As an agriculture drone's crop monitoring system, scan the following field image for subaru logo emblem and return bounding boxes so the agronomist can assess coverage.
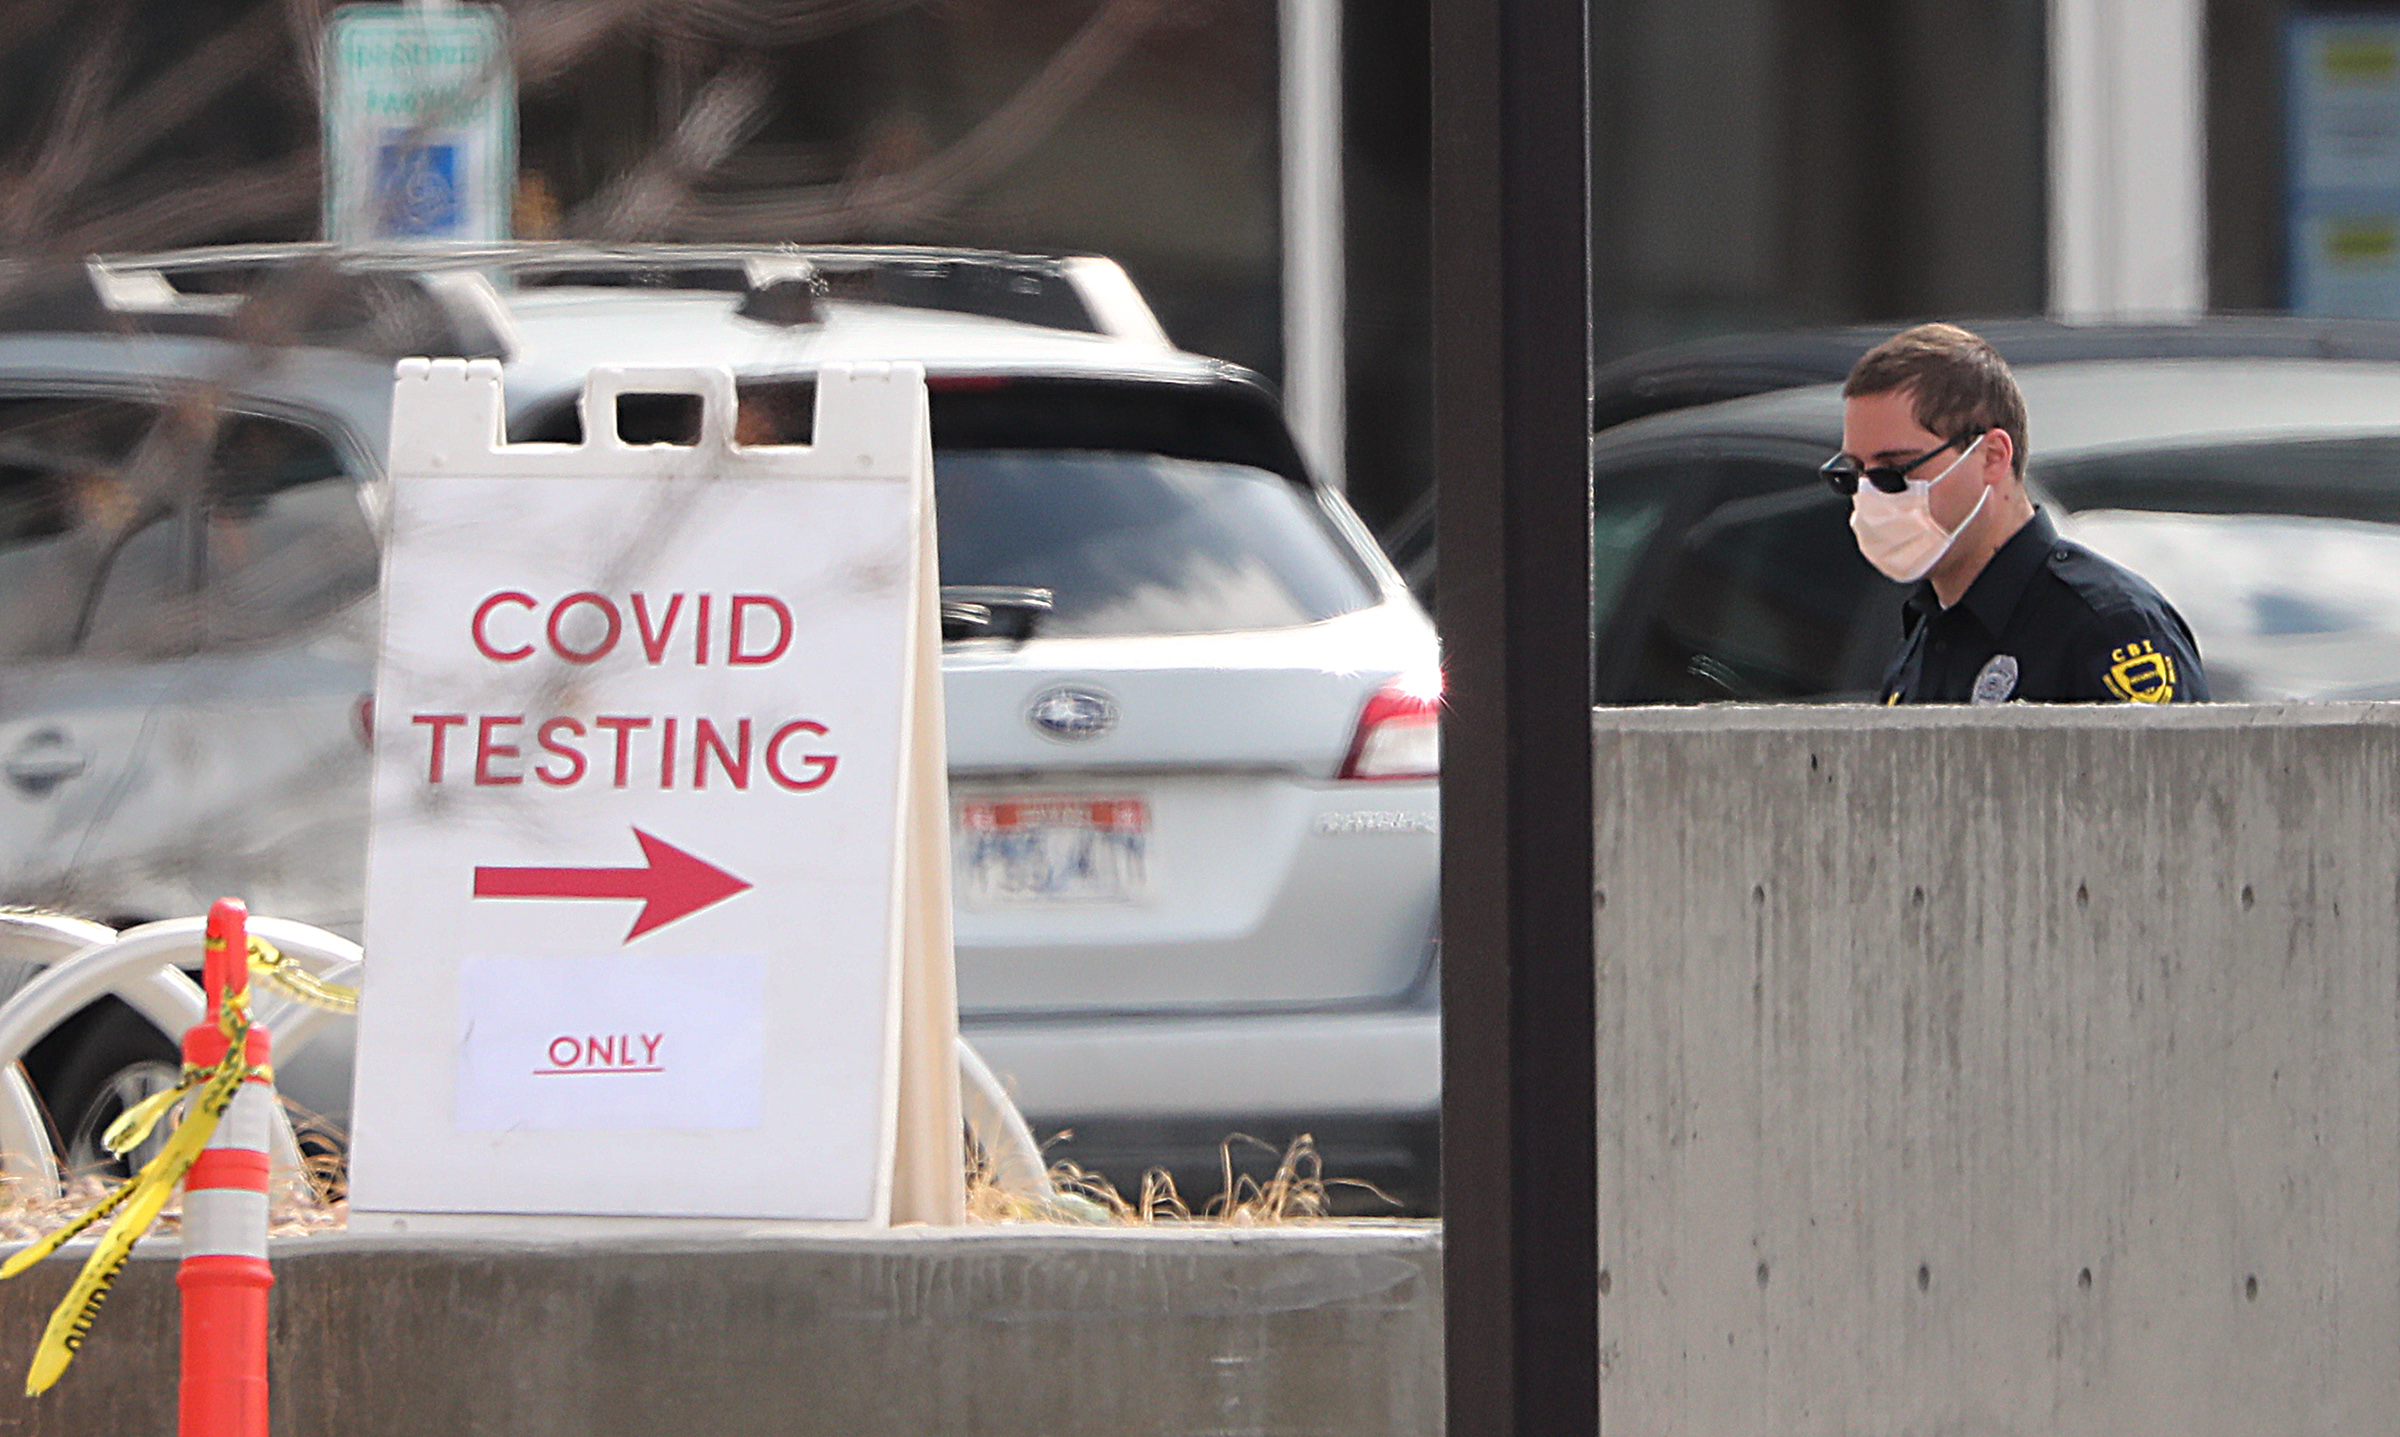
[1027,685,1117,741]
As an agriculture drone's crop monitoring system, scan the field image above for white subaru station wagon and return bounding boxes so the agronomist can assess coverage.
[0,245,1441,1206]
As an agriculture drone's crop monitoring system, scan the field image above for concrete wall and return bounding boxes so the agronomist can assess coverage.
[1594,702,2400,1436]
[0,1225,1441,1435]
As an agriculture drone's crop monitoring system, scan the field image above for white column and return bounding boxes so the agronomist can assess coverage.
[2049,0,2206,319]
[1280,0,1346,490]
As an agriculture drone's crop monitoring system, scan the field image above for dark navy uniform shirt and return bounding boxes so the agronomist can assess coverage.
[1880,509,2209,704]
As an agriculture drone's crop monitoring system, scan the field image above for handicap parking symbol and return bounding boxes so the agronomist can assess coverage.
[375,137,462,237]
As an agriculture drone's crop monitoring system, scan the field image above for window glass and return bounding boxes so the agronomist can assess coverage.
[0,398,373,660]
[1597,453,1899,702]
[2042,436,2400,700]
[0,398,186,659]
[1590,485,1672,638]
[199,415,377,647]
[932,450,1375,636]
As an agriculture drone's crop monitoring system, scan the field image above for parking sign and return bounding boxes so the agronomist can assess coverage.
[349,360,960,1226]
[322,4,514,244]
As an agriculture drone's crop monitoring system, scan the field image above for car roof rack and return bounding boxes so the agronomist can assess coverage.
[60,242,1172,354]
[0,250,513,361]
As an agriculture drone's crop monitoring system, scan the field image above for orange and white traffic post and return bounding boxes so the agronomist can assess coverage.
[177,898,273,1437]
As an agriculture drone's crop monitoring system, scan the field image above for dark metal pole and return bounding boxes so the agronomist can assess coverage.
[1432,0,1595,1429]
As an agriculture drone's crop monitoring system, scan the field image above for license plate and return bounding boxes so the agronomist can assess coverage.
[955,795,1150,905]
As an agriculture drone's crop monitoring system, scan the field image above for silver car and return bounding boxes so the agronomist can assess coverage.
[0,245,1441,1205]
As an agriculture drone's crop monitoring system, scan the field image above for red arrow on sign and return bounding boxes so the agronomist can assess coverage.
[472,829,752,941]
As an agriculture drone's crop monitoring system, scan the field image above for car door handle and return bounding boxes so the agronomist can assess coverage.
[4,731,90,796]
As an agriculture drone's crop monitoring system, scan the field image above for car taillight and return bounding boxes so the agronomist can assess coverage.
[1339,670,1442,780]
[354,695,375,751]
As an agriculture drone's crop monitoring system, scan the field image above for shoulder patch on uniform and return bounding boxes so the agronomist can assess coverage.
[2101,637,2177,703]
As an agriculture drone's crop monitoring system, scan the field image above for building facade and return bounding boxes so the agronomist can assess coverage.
[1,0,2384,528]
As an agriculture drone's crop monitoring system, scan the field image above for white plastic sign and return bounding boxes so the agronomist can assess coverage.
[350,359,957,1225]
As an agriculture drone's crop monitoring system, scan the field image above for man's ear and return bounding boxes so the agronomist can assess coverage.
[1982,428,2017,482]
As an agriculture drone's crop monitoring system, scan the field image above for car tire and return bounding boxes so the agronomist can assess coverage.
[41,1004,183,1180]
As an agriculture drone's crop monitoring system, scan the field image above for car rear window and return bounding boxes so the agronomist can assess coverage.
[516,375,1312,483]
[935,450,1375,636]
[513,375,1372,637]
[2041,436,2400,700]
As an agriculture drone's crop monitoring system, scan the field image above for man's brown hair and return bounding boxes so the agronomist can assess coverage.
[1843,323,2029,478]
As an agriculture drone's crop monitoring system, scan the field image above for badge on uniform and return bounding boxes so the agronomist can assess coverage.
[2103,639,2176,703]
[1970,654,2019,705]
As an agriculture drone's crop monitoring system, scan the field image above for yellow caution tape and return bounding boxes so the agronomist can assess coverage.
[98,1073,201,1159]
[1,987,256,1395]
[93,935,330,1156]
[246,936,357,1015]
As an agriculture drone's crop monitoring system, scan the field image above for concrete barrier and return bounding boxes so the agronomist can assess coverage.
[0,1225,1441,1435]
[1594,702,2400,1436]
[13,703,2392,1436]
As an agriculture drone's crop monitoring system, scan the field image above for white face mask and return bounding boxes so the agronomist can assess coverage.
[1848,434,1991,583]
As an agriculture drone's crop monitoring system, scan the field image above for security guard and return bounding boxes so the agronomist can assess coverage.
[1826,323,2208,705]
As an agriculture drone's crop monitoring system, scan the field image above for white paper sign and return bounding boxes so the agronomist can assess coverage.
[453,951,766,1132]
[350,359,942,1224]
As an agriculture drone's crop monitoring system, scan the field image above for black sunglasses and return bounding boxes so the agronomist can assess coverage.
[1821,430,1986,496]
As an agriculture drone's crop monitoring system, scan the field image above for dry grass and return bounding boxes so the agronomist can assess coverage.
[0,1097,351,1244]
[0,1113,1391,1238]
[968,1132,1401,1226]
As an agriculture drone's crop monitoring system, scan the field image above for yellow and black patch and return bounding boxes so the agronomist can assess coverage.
[2103,639,2177,703]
